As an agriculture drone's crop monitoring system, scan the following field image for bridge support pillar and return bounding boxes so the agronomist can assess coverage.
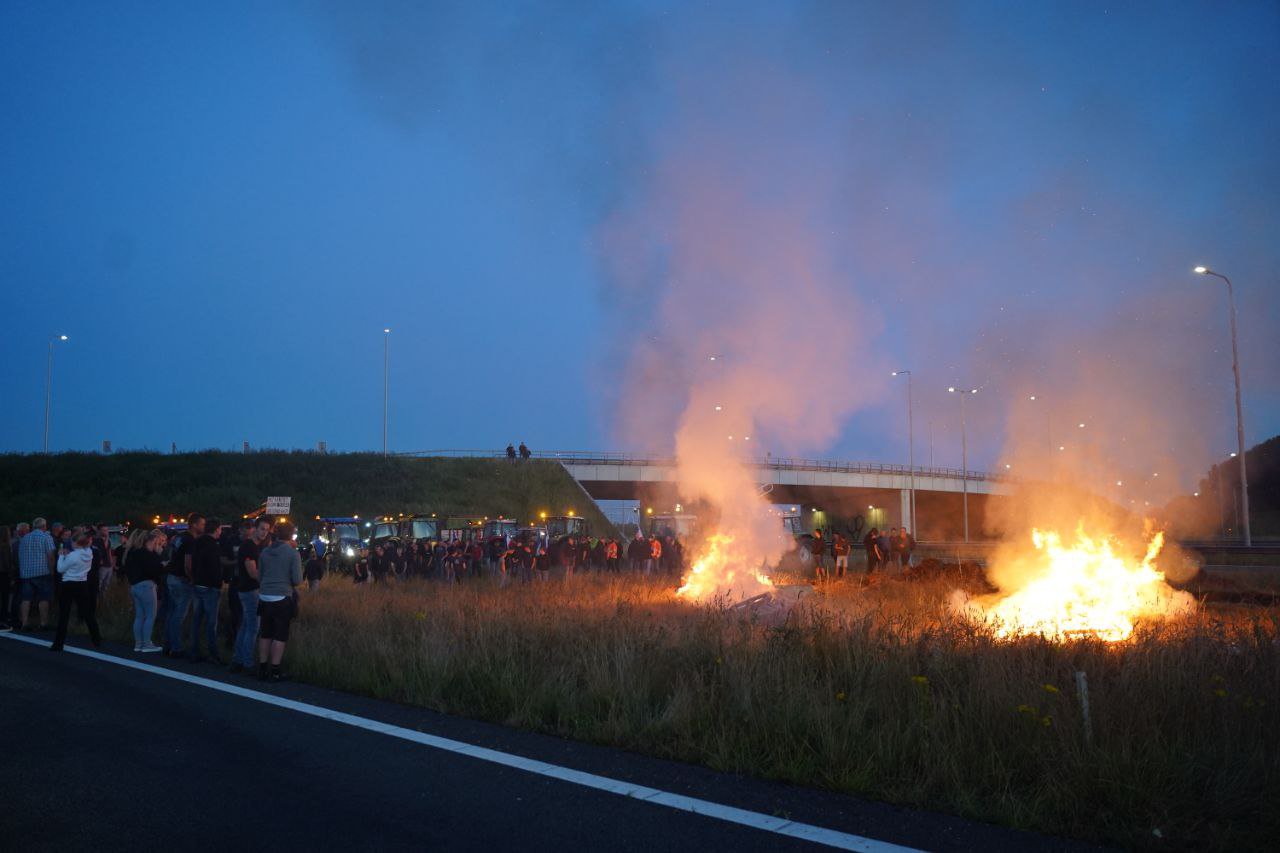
[899,489,914,533]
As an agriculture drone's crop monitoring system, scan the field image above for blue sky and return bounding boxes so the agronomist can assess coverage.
[3,1,1277,493]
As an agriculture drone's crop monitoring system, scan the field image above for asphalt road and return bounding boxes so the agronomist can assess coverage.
[0,634,1097,852]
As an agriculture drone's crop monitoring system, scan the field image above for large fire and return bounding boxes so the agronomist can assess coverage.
[676,532,774,602]
[957,526,1194,642]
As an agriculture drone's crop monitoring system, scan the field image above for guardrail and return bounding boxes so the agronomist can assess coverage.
[396,448,1010,483]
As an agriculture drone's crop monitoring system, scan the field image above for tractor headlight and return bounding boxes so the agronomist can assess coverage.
[343,546,355,558]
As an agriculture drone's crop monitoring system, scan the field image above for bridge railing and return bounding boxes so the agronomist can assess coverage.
[396,448,1009,483]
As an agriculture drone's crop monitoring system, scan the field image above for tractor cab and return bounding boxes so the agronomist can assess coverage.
[482,517,519,544]
[400,515,440,544]
[647,513,697,539]
[369,516,402,550]
[314,516,364,573]
[544,515,588,541]
[441,516,486,544]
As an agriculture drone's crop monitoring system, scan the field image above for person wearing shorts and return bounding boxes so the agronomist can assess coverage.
[256,522,301,682]
[17,518,57,630]
[833,533,850,579]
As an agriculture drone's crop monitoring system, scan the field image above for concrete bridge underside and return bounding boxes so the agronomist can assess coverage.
[565,462,1011,541]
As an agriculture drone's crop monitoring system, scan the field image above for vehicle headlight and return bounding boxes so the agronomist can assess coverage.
[344,547,355,558]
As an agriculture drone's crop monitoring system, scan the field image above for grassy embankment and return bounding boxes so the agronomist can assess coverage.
[85,574,1278,852]
[0,451,614,536]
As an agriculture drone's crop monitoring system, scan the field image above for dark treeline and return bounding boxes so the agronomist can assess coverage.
[0,452,615,534]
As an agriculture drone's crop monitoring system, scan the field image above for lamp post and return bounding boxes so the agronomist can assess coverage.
[891,371,916,532]
[948,385,979,543]
[382,328,391,458]
[1027,394,1053,468]
[1194,266,1251,546]
[43,334,68,454]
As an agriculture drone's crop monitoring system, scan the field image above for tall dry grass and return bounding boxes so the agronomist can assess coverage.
[91,575,1277,850]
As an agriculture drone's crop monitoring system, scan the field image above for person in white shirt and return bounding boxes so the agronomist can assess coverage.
[51,527,102,652]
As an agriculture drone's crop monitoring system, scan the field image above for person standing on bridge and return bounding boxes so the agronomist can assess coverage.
[518,441,531,461]
[257,522,301,682]
[506,443,516,462]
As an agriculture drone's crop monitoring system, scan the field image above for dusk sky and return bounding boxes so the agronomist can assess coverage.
[3,1,1277,494]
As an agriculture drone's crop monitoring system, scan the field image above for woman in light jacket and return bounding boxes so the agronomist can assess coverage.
[51,527,102,652]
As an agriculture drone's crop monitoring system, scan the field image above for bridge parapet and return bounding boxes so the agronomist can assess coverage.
[398,448,1013,491]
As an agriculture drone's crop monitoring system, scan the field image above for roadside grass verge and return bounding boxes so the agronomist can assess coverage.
[87,576,1278,851]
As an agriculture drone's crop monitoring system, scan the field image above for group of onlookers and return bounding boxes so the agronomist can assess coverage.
[1,514,302,681]
[352,532,682,585]
[807,526,916,581]
[1,518,116,649]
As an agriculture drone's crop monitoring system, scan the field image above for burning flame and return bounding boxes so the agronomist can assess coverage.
[958,526,1193,642]
[676,533,774,602]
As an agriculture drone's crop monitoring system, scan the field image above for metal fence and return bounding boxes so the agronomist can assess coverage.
[396,448,1009,483]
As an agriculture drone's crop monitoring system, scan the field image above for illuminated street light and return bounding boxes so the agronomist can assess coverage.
[382,328,391,458]
[948,383,982,543]
[43,334,69,453]
[891,370,917,532]
[1195,265,1251,545]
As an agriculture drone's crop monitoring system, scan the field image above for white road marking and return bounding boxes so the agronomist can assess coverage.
[2,632,923,852]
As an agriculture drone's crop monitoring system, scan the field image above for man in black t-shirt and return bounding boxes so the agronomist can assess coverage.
[304,553,324,591]
[163,514,202,657]
[230,518,267,673]
[188,518,225,663]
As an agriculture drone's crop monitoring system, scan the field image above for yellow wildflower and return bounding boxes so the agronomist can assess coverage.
[835,691,846,702]
[1042,683,1059,694]
[911,675,929,686]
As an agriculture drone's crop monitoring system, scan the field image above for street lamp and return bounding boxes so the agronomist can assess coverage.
[382,328,391,458]
[891,371,916,532]
[948,385,980,543]
[1026,394,1053,466]
[43,334,69,453]
[1194,266,1251,545]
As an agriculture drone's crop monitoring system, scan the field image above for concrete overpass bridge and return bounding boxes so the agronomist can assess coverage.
[400,450,1016,540]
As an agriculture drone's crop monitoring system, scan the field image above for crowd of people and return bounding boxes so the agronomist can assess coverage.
[806,526,916,581]
[0,514,302,681]
[0,511,919,670]
[353,530,684,585]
